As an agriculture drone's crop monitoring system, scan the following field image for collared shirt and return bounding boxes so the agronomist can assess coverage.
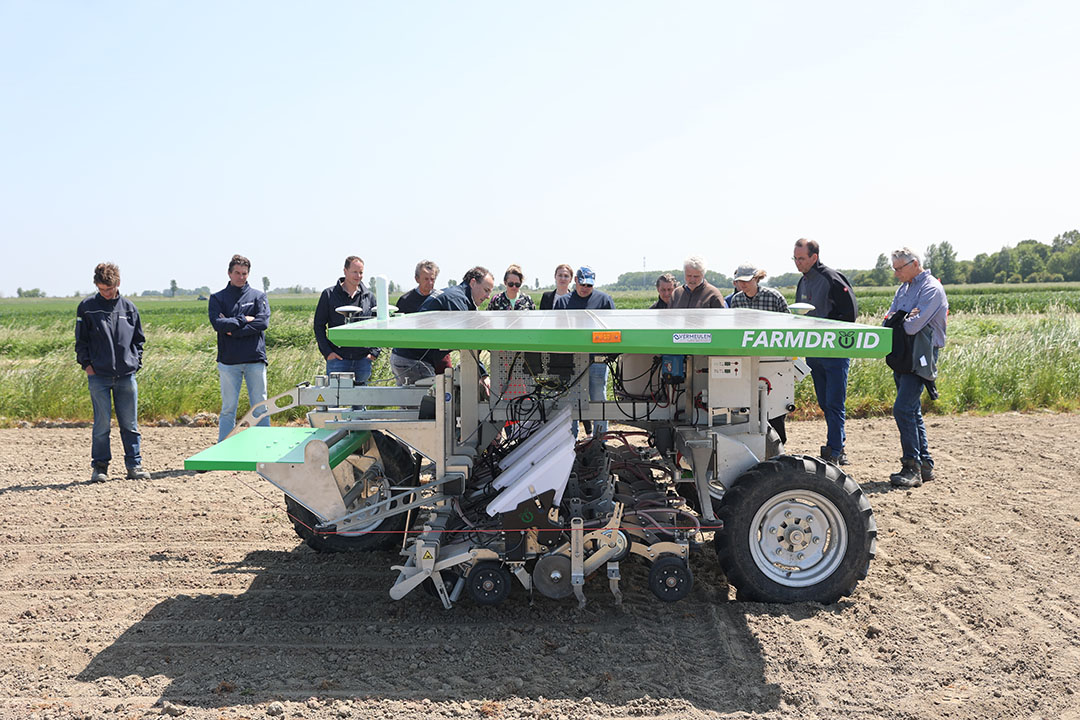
[887,269,948,347]
[728,286,789,314]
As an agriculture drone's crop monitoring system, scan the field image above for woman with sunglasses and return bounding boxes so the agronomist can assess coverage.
[487,264,536,311]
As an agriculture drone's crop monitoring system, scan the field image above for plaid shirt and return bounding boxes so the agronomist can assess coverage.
[728,286,789,313]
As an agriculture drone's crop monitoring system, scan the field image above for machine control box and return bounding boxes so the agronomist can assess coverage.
[707,357,751,409]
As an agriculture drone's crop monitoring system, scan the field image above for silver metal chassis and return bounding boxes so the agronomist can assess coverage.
[235,350,807,606]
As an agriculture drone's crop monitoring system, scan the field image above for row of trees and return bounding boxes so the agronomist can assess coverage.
[848,230,1080,286]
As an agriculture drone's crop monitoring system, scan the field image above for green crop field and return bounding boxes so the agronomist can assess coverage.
[1,283,1078,425]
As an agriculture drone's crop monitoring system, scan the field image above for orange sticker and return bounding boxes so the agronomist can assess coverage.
[592,331,622,344]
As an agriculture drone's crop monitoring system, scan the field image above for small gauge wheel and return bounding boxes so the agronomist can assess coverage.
[648,555,694,602]
[422,569,462,599]
[466,561,512,606]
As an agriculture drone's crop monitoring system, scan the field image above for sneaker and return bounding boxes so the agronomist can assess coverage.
[921,465,936,482]
[126,466,151,480]
[90,467,109,483]
[890,459,922,488]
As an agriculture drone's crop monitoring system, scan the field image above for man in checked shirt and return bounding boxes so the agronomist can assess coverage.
[727,262,791,444]
[727,263,790,313]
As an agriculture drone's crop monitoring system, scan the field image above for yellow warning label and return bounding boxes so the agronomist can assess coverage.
[422,550,433,560]
[316,394,324,402]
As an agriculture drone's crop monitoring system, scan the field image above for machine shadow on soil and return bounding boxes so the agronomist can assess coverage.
[75,547,794,714]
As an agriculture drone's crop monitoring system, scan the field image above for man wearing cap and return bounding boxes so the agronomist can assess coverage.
[554,267,616,437]
[669,256,727,309]
[649,273,678,309]
[728,262,791,444]
[793,238,858,465]
[728,263,789,313]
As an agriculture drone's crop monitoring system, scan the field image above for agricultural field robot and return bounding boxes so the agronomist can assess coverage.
[187,307,889,609]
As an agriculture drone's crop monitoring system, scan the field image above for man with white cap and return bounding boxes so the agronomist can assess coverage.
[728,263,789,313]
[554,266,615,437]
[728,262,791,444]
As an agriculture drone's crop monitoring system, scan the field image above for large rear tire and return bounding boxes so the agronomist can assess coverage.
[286,431,419,553]
[714,455,876,603]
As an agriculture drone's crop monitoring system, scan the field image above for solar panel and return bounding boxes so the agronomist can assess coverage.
[328,308,889,358]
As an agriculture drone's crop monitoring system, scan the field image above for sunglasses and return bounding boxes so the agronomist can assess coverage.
[505,281,521,288]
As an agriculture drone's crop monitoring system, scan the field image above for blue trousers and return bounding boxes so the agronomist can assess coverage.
[327,356,373,384]
[572,363,609,438]
[88,373,142,469]
[806,357,849,455]
[218,362,268,442]
[893,348,938,467]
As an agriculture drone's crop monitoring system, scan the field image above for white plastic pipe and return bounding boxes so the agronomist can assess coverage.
[375,275,389,321]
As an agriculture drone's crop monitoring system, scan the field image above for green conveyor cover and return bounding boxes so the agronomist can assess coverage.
[328,308,890,359]
[184,427,369,472]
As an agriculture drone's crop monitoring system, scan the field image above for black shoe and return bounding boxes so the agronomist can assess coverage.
[820,445,849,466]
[921,465,936,482]
[890,459,923,488]
[90,467,109,483]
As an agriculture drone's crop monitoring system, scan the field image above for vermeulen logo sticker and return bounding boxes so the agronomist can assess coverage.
[673,333,712,343]
[740,329,880,350]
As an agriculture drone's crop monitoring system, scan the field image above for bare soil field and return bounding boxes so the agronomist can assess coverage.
[2,413,1079,720]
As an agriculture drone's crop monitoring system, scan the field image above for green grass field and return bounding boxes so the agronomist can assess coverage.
[1,284,1078,424]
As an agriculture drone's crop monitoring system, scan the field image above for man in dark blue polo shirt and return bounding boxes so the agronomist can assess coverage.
[554,267,615,437]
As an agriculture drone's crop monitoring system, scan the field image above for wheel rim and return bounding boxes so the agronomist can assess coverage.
[748,489,848,588]
[339,476,396,534]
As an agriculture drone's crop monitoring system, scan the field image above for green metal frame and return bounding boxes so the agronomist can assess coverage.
[184,428,370,471]
[328,308,890,359]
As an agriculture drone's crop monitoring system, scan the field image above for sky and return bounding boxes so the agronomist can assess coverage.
[2,0,1078,297]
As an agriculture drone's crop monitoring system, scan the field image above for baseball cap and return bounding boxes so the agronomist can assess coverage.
[733,263,759,282]
[575,266,596,286]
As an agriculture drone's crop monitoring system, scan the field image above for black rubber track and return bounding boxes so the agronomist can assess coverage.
[714,454,877,603]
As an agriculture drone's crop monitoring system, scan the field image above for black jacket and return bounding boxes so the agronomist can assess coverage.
[75,293,144,376]
[314,279,380,360]
[209,283,270,365]
[395,283,479,367]
[796,261,858,322]
[885,311,939,399]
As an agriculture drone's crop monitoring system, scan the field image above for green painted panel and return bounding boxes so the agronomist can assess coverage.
[184,427,369,471]
[328,309,890,358]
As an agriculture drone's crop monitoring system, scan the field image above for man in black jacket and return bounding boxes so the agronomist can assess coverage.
[209,254,271,442]
[794,238,859,465]
[314,256,380,383]
[390,266,494,386]
[75,262,150,482]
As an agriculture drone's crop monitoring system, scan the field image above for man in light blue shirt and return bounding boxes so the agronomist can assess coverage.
[884,247,948,488]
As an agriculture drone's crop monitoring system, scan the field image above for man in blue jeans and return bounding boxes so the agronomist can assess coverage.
[314,255,379,383]
[75,262,150,482]
[209,254,271,442]
[885,248,948,488]
[794,238,858,465]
